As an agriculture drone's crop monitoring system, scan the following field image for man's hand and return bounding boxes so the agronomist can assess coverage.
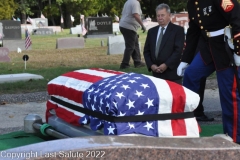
[158,63,167,73]
[177,62,189,76]
[151,64,167,73]
[142,26,146,33]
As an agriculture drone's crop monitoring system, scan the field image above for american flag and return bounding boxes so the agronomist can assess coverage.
[47,68,200,137]
[82,25,87,36]
[25,29,32,50]
[61,15,64,23]
[70,15,75,22]
[41,12,45,19]
[27,16,33,24]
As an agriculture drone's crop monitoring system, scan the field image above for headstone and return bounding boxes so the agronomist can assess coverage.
[3,40,30,51]
[107,35,141,55]
[32,28,54,35]
[0,47,10,62]
[32,18,48,27]
[0,73,44,84]
[56,37,85,49]
[86,17,113,38]
[112,23,120,33]
[0,20,21,40]
[70,25,82,34]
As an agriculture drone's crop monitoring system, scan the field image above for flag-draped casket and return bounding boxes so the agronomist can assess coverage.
[46,68,200,137]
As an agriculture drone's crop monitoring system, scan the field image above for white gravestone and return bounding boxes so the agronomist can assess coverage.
[107,35,141,55]
[70,25,82,34]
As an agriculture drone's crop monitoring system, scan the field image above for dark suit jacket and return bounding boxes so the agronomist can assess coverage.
[144,22,184,81]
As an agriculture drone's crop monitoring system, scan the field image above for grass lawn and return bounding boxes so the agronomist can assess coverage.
[0,29,216,94]
[0,29,150,94]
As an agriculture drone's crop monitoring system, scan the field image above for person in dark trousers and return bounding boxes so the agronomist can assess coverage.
[119,0,146,69]
[177,0,240,143]
[144,3,184,85]
[194,78,214,121]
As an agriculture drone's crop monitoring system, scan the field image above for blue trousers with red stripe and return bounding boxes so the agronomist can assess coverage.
[183,53,240,143]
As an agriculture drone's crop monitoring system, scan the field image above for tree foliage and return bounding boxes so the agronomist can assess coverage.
[1,0,239,27]
[0,0,18,20]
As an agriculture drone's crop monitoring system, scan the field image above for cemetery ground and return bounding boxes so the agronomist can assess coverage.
[0,29,217,95]
[0,29,149,95]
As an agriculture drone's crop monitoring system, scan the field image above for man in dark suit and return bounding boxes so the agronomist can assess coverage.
[144,3,184,85]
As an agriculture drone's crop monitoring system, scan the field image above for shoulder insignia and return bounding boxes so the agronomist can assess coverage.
[221,0,234,12]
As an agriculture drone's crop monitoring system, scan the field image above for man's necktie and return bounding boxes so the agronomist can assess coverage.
[155,27,165,58]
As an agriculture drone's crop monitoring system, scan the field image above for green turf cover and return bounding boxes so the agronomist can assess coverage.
[0,124,223,150]
[200,124,223,137]
[0,131,47,151]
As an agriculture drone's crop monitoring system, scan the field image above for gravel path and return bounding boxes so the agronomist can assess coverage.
[0,78,218,104]
[0,91,49,104]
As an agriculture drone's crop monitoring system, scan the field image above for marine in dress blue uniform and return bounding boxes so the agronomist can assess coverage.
[178,0,240,143]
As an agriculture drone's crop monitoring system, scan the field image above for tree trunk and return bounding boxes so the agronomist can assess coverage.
[21,13,26,24]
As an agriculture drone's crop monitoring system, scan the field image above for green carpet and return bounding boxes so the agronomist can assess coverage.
[0,124,223,151]
[0,131,55,151]
[200,124,223,137]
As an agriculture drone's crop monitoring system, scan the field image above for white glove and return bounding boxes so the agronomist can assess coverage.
[177,62,189,76]
[234,54,240,66]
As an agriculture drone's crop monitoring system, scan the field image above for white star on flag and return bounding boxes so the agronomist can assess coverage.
[126,99,135,109]
[128,80,137,83]
[91,104,96,111]
[145,98,154,108]
[107,126,115,135]
[88,87,94,92]
[82,118,88,124]
[87,94,91,102]
[118,111,126,117]
[121,84,130,90]
[144,122,154,131]
[140,83,150,89]
[128,123,135,129]
[135,90,144,97]
[116,92,125,99]
[113,101,118,108]
[136,110,144,115]
[94,95,97,102]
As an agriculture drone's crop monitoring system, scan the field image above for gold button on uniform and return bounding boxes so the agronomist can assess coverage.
[199,20,202,23]
[201,26,204,29]
[195,2,198,5]
[198,14,200,17]
[192,17,194,20]
[237,40,240,43]
[197,8,199,10]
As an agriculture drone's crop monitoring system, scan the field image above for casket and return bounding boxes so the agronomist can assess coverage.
[46,68,200,137]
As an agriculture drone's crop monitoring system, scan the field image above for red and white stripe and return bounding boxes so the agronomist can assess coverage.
[25,30,32,50]
[143,75,200,137]
[46,68,124,123]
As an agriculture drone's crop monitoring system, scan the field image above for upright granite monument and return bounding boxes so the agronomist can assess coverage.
[86,17,113,38]
[0,20,21,40]
[0,20,27,51]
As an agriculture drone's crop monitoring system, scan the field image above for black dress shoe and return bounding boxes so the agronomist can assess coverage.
[195,115,214,121]
[134,62,145,68]
[119,65,130,69]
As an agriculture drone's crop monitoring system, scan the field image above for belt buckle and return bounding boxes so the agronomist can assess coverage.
[206,32,211,37]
